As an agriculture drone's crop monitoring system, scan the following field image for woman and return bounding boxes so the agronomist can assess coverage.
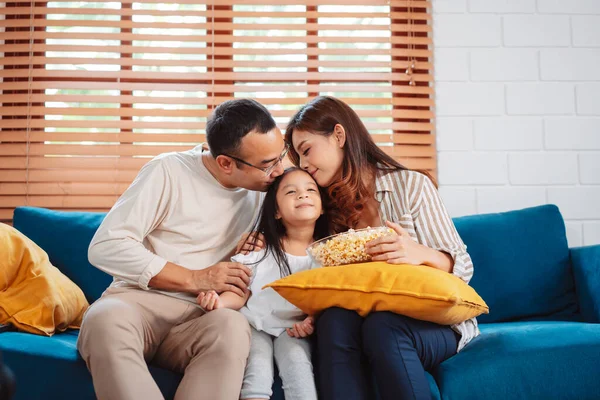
[284,96,478,400]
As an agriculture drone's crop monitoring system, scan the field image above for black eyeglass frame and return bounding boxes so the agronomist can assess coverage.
[222,144,290,176]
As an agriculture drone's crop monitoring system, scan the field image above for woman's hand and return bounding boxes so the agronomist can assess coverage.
[365,220,429,265]
[197,290,223,311]
[287,316,315,338]
[236,232,266,255]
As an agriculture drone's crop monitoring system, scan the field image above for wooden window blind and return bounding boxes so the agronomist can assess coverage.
[0,0,434,224]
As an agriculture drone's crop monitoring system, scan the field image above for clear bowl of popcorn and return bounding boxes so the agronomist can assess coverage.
[307,226,396,267]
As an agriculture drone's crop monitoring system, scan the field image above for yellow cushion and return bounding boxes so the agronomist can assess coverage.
[0,223,89,336]
[264,261,488,325]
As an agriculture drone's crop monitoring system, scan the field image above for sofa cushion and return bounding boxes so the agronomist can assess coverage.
[0,331,180,400]
[0,224,89,336]
[265,261,488,325]
[453,205,578,323]
[13,207,111,303]
[433,321,600,400]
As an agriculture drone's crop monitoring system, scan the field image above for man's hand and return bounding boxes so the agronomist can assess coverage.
[287,316,315,338]
[236,232,266,255]
[197,290,223,311]
[191,262,252,297]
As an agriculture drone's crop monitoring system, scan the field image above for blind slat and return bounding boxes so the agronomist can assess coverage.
[0,95,435,109]
[5,107,434,120]
[0,43,433,58]
[0,182,131,196]
[1,120,434,131]
[1,81,434,94]
[1,19,433,33]
[0,132,207,143]
[0,70,434,83]
[0,94,435,107]
[4,31,433,45]
[4,7,432,20]
[1,132,433,145]
[1,57,432,70]
[0,157,148,170]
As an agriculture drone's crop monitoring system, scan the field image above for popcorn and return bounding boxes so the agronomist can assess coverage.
[307,226,396,267]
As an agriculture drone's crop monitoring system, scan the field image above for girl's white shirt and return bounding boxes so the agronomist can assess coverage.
[232,249,317,336]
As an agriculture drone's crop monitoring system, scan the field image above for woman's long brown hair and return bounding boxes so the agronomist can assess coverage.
[285,96,434,234]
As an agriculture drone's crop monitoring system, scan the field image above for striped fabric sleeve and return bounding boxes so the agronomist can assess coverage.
[412,174,474,283]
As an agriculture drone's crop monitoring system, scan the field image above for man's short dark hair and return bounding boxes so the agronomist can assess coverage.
[206,98,277,158]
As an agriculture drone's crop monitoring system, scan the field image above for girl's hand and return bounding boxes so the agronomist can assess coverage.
[287,316,315,338]
[196,290,223,311]
[236,232,266,255]
[365,220,429,265]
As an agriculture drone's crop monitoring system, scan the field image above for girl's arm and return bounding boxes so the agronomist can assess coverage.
[197,289,250,311]
[219,290,251,310]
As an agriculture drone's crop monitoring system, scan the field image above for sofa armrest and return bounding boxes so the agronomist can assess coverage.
[571,244,600,323]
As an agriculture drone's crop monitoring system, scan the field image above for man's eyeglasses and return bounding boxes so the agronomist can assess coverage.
[223,144,289,177]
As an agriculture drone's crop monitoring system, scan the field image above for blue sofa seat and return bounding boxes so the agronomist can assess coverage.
[0,331,180,399]
[1,204,599,400]
[434,321,600,400]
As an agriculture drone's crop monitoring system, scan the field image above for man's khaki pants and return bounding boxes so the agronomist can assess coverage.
[77,286,251,400]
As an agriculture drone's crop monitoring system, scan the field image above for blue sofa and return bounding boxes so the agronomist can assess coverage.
[1,204,599,400]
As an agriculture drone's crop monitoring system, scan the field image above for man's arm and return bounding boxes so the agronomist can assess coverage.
[150,261,251,297]
[89,158,252,295]
[88,159,174,290]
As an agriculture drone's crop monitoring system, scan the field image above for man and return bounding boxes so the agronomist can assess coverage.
[78,99,287,400]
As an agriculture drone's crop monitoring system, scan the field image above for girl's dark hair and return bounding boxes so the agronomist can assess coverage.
[285,96,435,233]
[249,167,330,278]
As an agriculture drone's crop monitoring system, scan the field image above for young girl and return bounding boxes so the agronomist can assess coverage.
[196,167,328,400]
[284,96,477,400]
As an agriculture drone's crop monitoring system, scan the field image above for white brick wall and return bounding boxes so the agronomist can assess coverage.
[436,118,473,151]
[474,118,543,150]
[508,153,578,185]
[506,84,575,115]
[572,16,600,47]
[433,0,600,246]
[541,49,600,81]
[584,222,600,246]
[477,187,546,214]
[436,83,504,116]
[580,153,600,184]
[471,49,538,81]
[469,0,536,14]
[577,84,600,115]
[537,0,600,14]
[438,152,508,185]
[503,15,571,47]
[433,15,502,47]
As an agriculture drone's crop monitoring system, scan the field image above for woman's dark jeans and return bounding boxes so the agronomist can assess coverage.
[316,307,459,400]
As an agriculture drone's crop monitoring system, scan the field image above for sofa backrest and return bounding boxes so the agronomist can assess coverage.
[13,207,111,304]
[13,205,580,324]
[453,205,578,324]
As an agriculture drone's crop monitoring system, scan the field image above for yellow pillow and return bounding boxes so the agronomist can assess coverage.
[264,261,488,325]
[0,223,89,336]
